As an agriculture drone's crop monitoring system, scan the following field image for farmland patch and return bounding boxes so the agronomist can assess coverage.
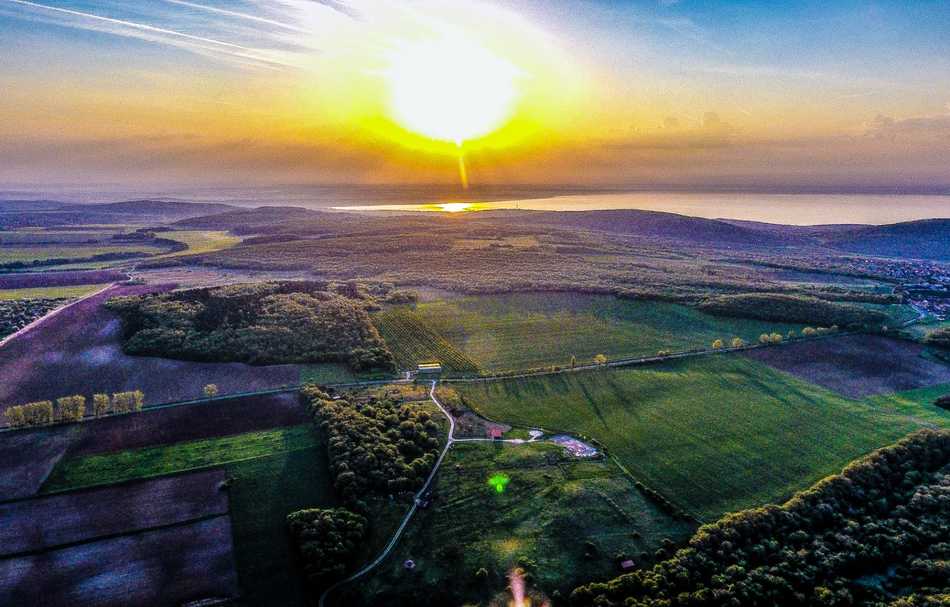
[2,469,228,555]
[0,469,238,607]
[744,334,950,398]
[0,516,239,607]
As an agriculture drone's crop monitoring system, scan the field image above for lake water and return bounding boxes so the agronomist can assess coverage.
[333,192,950,226]
[5,186,950,226]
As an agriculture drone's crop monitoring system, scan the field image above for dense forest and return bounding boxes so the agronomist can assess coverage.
[106,281,396,371]
[301,385,441,511]
[287,508,368,587]
[571,429,950,607]
[698,293,890,328]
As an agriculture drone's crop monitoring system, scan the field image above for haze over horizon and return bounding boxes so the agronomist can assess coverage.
[2,0,950,192]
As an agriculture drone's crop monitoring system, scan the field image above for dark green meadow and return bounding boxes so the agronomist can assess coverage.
[346,441,695,606]
[455,355,937,521]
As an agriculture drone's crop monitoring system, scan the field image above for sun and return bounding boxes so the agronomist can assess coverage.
[383,35,521,145]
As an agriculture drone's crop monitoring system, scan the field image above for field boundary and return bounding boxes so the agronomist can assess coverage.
[0,282,117,350]
[0,330,861,434]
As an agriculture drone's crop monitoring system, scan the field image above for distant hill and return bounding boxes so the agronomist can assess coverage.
[824,218,950,260]
[508,209,791,246]
[0,200,70,212]
[175,206,331,234]
[89,199,236,218]
[0,199,237,228]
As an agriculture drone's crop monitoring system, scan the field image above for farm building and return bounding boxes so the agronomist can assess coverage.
[416,362,442,375]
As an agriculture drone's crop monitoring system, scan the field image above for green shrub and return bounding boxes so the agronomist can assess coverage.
[286,507,367,587]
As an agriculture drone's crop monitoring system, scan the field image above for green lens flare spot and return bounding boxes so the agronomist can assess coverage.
[488,473,510,493]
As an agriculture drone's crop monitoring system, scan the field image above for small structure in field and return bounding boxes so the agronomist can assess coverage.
[404,559,416,570]
[620,559,636,570]
[416,362,442,375]
[487,427,503,440]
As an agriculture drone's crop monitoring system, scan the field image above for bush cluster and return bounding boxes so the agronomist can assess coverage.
[302,385,441,512]
[286,507,367,587]
[571,429,950,607]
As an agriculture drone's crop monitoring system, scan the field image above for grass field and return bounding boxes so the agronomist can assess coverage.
[375,293,807,373]
[864,382,950,426]
[159,230,241,256]
[0,283,110,301]
[40,423,336,607]
[455,356,930,520]
[42,424,317,491]
[348,441,695,606]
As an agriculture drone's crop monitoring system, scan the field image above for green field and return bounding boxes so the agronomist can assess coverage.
[375,293,807,374]
[455,356,929,520]
[864,382,950,426]
[348,442,695,605]
[0,243,166,264]
[0,283,110,301]
[159,230,241,256]
[42,425,319,491]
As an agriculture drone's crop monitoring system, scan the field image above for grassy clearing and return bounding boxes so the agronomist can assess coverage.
[348,441,694,606]
[42,425,317,492]
[379,293,806,373]
[863,382,950,426]
[159,230,241,257]
[0,283,110,301]
[456,356,925,521]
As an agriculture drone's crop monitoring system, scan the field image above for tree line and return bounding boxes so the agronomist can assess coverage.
[571,429,950,607]
[698,293,889,328]
[5,390,144,427]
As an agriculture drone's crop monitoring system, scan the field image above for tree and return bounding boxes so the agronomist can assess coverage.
[93,393,110,417]
[711,339,724,349]
[593,353,608,365]
[759,333,771,345]
[570,354,577,369]
[56,395,86,423]
[731,337,745,348]
[203,384,219,399]
[787,330,796,339]
[769,332,783,344]
[802,327,817,337]
[287,507,368,586]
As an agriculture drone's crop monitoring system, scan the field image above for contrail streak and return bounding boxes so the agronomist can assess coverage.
[8,0,256,51]
[162,0,310,34]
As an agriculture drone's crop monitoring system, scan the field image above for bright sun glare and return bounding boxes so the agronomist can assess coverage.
[383,36,521,145]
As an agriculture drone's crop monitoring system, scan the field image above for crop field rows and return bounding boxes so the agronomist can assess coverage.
[376,292,808,374]
[373,307,480,373]
[456,355,938,521]
[0,469,239,607]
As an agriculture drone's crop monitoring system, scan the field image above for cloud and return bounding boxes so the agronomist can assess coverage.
[864,112,950,145]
